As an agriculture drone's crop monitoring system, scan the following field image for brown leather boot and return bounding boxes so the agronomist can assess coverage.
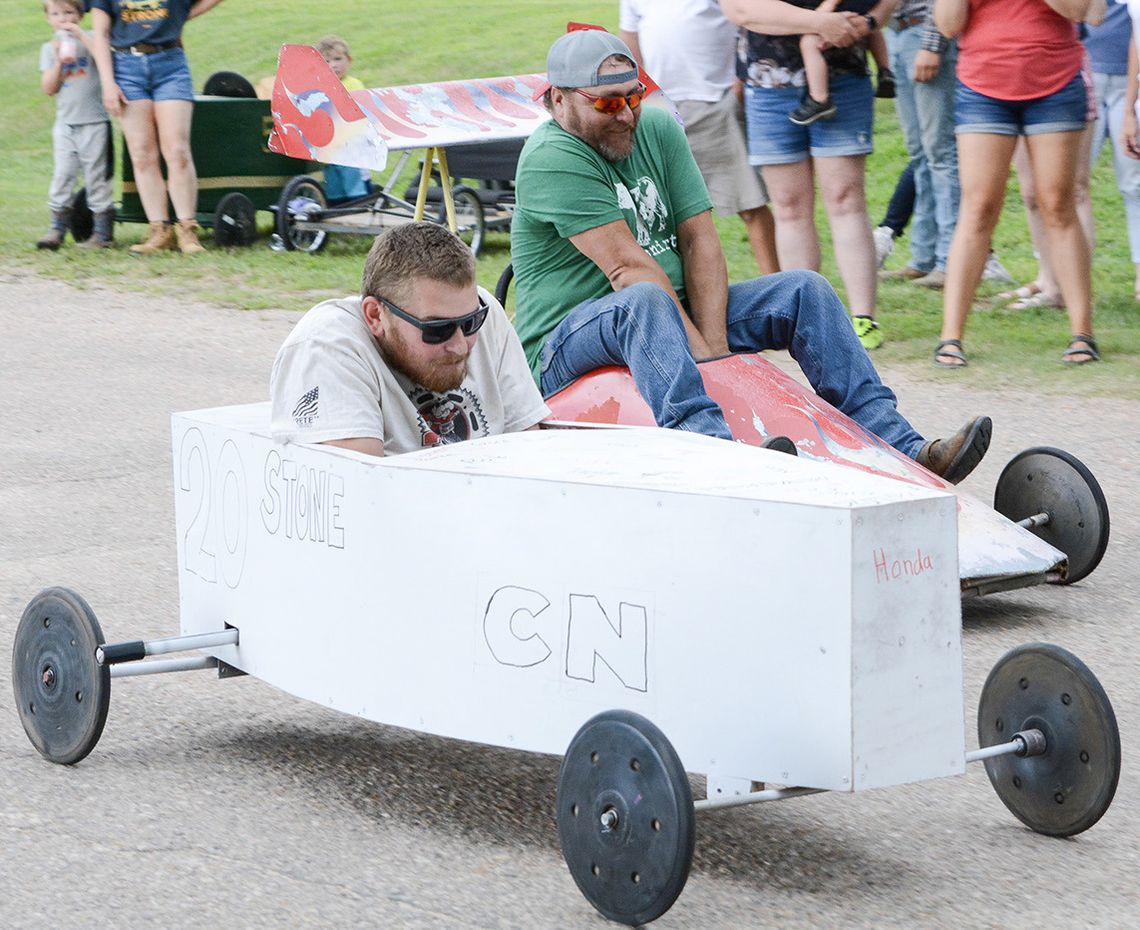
[916,416,993,485]
[174,219,206,255]
[130,222,176,255]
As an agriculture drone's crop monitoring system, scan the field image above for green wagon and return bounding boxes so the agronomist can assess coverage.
[72,79,309,247]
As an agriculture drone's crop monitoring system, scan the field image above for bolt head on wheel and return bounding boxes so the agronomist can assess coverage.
[978,643,1119,837]
[12,587,110,765]
[557,709,694,926]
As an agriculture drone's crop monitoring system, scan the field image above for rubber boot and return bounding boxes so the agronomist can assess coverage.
[130,221,176,255]
[174,218,206,255]
[78,209,116,249]
[36,209,71,250]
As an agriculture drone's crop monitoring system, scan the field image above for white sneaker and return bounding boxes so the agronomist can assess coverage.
[873,225,895,269]
[982,252,1014,284]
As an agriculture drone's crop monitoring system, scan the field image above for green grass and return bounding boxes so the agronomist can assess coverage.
[3,2,1138,396]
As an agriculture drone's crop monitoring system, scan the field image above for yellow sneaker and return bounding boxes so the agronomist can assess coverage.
[852,315,884,350]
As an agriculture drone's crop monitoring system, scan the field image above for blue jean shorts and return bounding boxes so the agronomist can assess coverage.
[745,74,874,165]
[113,47,194,103]
[954,73,1089,136]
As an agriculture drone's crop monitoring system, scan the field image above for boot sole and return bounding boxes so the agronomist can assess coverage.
[940,416,993,485]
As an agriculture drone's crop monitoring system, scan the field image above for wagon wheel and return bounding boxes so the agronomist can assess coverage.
[213,192,257,247]
[12,587,111,765]
[69,187,94,243]
[437,185,485,257]
[978,643,1119,837]
[557,709,695,926]
[275,175,328,253]
[493,262,514,307]
[202,70,256,98]
[993,447,1109,584]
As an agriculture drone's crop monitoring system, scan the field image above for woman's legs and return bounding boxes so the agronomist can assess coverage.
[1024,129,1095,356]
[153,99,197,221]
[1013,124,1094,303]
[119,99,168,223]
[816,154,876,318]
[939,132,1018,361]
[760,160,822,272]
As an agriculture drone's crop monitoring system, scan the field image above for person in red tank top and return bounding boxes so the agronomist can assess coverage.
[933,0,1103,366]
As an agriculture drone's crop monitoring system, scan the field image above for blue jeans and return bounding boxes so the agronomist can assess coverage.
[1091,71,1140,263]
[539,272,926,457]
[745,74,874,165]
[889,27,960,272]
[954,73,1088,136]
[113,48,194,102]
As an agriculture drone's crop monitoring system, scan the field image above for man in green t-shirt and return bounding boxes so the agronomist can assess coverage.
[510,28,992,484]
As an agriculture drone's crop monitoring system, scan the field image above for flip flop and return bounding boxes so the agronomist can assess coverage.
[1062,334,1100,364]
[995,282,1040,302]
[934,338,968,368]
[1008,292,1063,310]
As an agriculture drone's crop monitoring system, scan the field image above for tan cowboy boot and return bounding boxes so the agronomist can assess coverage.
[174,219,206,255]
[130,222,176,255]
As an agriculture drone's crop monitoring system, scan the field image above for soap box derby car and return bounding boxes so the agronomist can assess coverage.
[13,402,1120,926]
[16,23,1117,928]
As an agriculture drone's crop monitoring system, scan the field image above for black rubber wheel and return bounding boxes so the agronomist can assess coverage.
[993,447,1110,584]
[436,184,485,257]
[557,710,695,926]
[214,191,257,247]
[202,70,256,98]
[978,643,1120,837]
[70,187,94,243]
[12,587,111,765]
[275,175,328,253]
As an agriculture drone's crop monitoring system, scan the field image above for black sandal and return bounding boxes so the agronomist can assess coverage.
[934,338,968,368]
[1062,334,1100,364]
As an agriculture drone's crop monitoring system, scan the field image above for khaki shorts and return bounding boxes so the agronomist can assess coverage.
[676,90,769,216]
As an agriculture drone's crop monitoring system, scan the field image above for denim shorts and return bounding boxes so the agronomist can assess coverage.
[113,47,194,103]
[745,74,874,165]
[954,73,1089,136]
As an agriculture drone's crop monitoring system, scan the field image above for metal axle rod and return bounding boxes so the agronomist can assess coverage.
[695,785,825,813]
[697,731,1047,813]
[1016,512,1051,530]
[965,729,1046,764]
[110,656,218,678]
[97,628,239,666]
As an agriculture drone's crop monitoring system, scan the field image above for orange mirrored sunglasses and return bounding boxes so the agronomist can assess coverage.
[573,82,647,115]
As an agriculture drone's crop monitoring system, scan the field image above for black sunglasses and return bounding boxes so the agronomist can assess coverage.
[378,295,489,344]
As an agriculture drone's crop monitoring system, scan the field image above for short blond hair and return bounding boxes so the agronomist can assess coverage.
[316,35,351,59]
[361,223,475,305]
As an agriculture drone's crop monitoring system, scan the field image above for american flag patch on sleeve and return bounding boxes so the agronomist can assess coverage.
[292,386,319,426]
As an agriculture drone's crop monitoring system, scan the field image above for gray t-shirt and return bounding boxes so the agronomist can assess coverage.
[270,288,550,455]
[40,33,108,125]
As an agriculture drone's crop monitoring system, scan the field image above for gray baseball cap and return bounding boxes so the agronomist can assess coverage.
[543,30,638,90]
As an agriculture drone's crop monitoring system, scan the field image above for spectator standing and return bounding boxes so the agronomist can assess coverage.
[37,0,113,250]
[878,0,959,288]
[89,0,224,255]
[619,0,780,275]
[1086,3,1140,297]
[934,0,1100,367]
[724,0,900,351]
